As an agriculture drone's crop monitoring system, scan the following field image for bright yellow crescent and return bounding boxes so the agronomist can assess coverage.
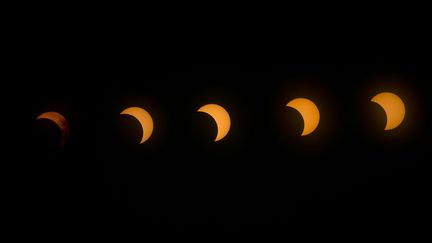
[120,107,154,144]
[36,111,69,146]
[371,92,405,130]
[198,104,231,142]
[286,98,320,136]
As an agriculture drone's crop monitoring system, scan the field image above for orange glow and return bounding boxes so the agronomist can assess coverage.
[371,92,405,130]
[286,98,320,136]
[36,111,69,146]
[198,104,231,142]
[120,107,154,144]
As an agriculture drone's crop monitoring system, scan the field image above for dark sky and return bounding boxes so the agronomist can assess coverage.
[9,52,430,231]
[3,4,432,235]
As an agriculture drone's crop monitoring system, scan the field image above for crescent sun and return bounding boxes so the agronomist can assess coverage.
[371,92,405,130]
[120,107,154,144]
[286,98,320,136]
[36,111,70,146]
[198,104,231,142]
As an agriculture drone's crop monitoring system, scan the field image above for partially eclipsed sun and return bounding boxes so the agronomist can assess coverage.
[120,107,154,144]
[286,98,320,136]
[371,92,405,130]
[198,104,231,142]
[36,111,69,146]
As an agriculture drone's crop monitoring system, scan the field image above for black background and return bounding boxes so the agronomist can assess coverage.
[7,30,431,232]
[14,62,429,232]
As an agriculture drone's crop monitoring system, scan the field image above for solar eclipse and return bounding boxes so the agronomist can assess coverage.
[197,104,231,142]
[34,93,412,145]
[120,107,154,144]
[286,98,320,136]
[23,60,428,230]
[371,92,405,131]
[36,111,69,146]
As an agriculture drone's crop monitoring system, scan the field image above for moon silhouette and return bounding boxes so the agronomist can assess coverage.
[198,104,231,142]
[286,98,320,136]
[36,111,69,146]
[371,92,405,130]
[120,107,154,144]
